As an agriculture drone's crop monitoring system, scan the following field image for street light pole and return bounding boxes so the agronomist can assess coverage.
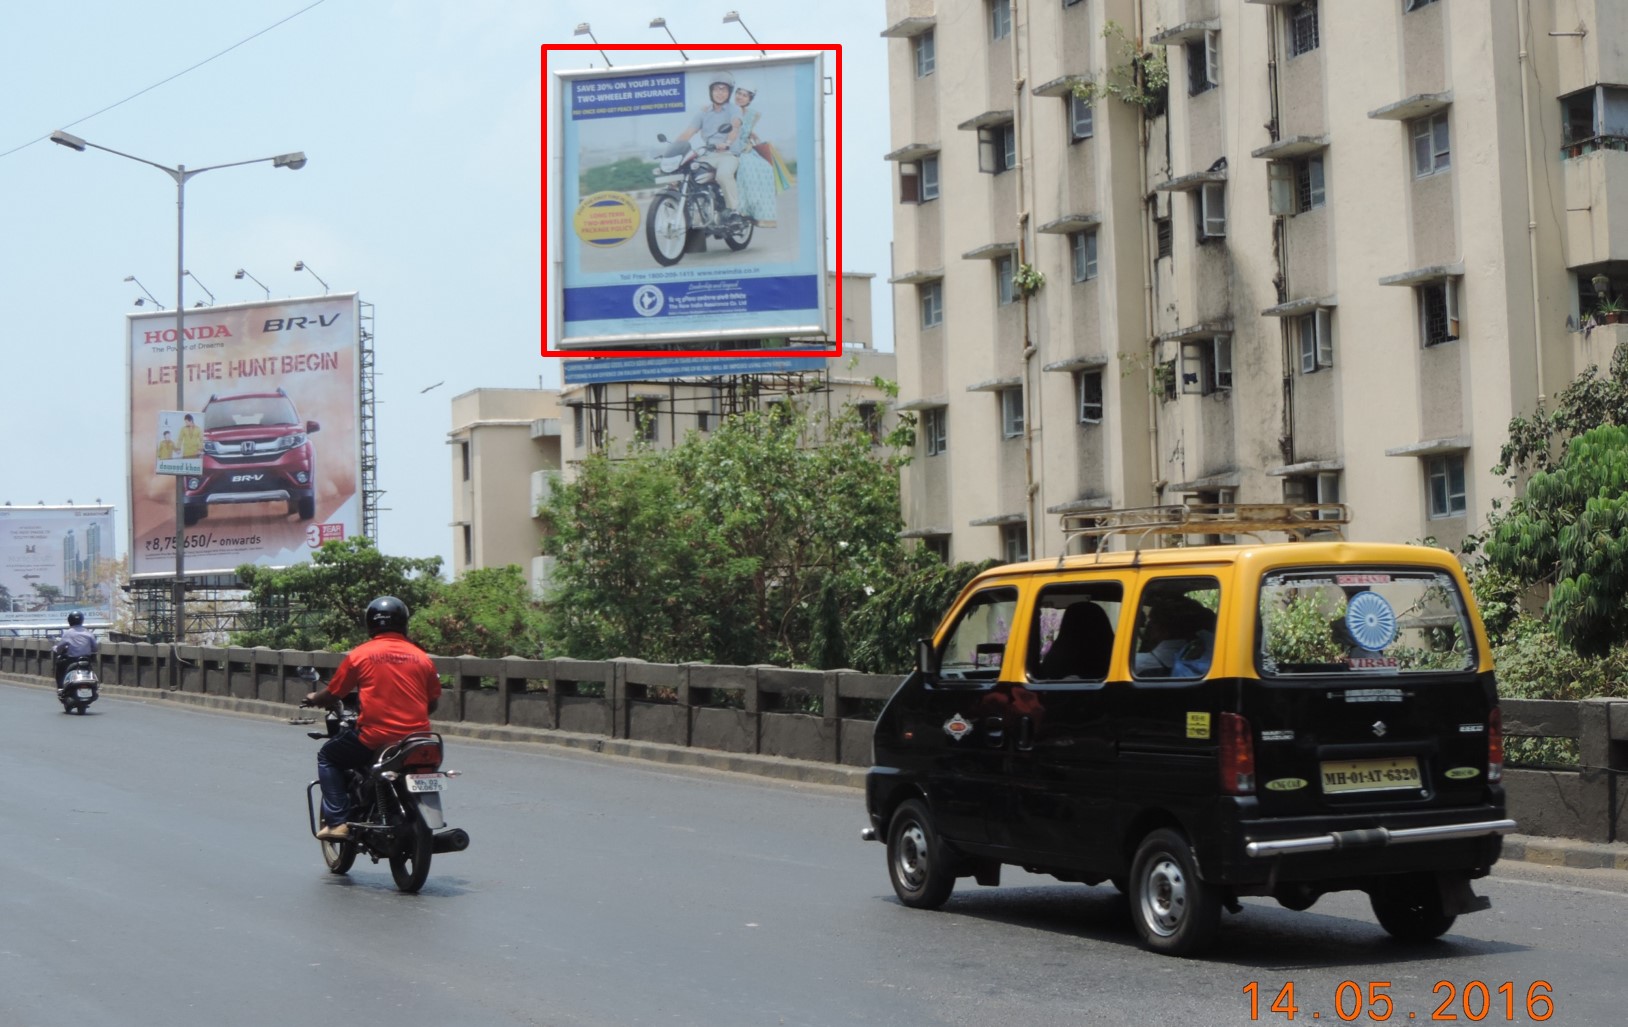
[49,131,306,649]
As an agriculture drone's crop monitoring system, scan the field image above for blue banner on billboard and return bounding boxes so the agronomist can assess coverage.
[563,356,827,385]
[554,54,827,347]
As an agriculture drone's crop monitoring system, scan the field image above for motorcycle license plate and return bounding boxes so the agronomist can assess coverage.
[76,688,94,699]
[406,773,446,793]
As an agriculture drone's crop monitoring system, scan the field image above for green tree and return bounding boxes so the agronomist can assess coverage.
[414,565,549,660]
[1497,342,1628,480]
[843,553,997,675]
[232,536,443,651]
[539,401,912,667]
[579,157,657,195]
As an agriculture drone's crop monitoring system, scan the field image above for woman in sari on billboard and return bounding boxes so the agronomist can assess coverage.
[729,82,784,229]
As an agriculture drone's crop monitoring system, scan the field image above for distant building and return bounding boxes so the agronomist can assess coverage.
[448,388,562,590]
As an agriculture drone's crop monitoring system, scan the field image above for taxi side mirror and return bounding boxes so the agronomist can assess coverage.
[916,638,940,676]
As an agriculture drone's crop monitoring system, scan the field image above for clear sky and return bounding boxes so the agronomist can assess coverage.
[0,0,892,575]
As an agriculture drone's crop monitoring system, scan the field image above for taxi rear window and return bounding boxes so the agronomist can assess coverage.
[1257,568,1476,676]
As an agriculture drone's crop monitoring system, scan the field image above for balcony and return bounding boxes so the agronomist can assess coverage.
[1563,146,1628,266]
[530,470,561,518]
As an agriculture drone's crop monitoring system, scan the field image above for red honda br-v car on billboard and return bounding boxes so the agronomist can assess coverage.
[183,388,320,526]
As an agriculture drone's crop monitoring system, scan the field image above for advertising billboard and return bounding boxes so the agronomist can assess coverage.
[552,52,828,349]
[0,505,116,630]
[127,294,361,579]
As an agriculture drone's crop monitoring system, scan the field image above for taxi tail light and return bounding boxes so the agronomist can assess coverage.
[1219,712,1255,795]
[1488,706,1503,783]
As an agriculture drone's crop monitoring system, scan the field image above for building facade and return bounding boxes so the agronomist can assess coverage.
[886,0,1628,563]
[448,388,562,589]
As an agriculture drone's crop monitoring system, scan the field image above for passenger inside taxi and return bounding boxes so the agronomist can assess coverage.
[1134,592,1217,678]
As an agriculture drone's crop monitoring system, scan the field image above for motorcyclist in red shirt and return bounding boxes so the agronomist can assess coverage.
[306,596,441,841]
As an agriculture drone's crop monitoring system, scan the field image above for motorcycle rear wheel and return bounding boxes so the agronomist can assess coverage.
[389,814,433,893]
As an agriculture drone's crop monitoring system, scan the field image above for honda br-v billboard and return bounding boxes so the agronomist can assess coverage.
[127,294,361,578]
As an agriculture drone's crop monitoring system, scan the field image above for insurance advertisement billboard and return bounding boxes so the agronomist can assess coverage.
[0,505,116,630]
[127,294,361,579]
[551,52,828,349]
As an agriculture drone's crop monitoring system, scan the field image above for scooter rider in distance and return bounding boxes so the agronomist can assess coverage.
[306,596,442,842]
[52,611,98,691]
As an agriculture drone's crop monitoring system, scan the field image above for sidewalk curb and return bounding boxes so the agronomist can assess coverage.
[13,676,1626,866]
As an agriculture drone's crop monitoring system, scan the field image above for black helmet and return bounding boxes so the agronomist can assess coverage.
[67,611,84,627]
[364,596,409,637]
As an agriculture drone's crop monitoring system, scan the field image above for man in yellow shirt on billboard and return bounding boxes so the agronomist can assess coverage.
[178,413,203,459]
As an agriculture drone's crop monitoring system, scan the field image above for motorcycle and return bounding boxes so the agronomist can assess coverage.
[298,668,469,893]
[645,132,754,266]
[56,656,99,715]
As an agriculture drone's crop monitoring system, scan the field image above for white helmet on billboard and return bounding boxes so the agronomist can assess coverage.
[707,69,735,93]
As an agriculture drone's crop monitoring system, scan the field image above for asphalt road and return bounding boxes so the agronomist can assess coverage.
[4,681,1625,1027]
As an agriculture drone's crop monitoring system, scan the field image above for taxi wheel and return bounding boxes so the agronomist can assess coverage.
[1370,874,1456,942]
[886,799,956,909]
[1130,828,1221,956]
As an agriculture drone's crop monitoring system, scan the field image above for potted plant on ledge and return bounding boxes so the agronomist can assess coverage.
[1598,295,1625,325]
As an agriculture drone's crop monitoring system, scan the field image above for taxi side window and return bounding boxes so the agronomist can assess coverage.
[1028,583,1123,681]
[938,587,1019,681]
[1131,577,1221,680]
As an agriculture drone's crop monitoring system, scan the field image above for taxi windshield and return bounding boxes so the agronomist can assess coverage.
[1257,568,1476,676]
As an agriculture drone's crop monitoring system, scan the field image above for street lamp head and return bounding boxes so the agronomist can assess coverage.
[294,261,305,271]
[273,151,307,171]
[49,130,87,152]
[723,11,741,24]
[234,269,246,279]
[123,275,136,283]
[574,22,592,36]
[650,16,667,28]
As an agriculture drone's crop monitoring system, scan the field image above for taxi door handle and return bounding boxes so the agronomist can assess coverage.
[1016,715,1035,751]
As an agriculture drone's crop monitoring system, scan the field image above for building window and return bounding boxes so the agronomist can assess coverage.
[462,525,472,565]
[1187,31,1219,95]
[1069,93,1094,141]
[1284,472,1342,518]
[1077,370,1104,423]
[991,1,1011,41]
[572,406,584,449]
[900,156,940,203]
[1411,112,1451,177]
[1418,280,1459,346]
[979,122,1017,174]
[1156,216,1173,259]
[1426,454,1467,518]
[1001,523,1029,563]
[924,536,950,562]
[924,407,947,456]
[1288,1,1319,57]
[1297,308,1334,372]
[632,398,660,443]
[459,440,471,480]
[920,281,943,328]
[1159,358,1179,401]
[914,30,935,77]
[1405,0,1439,11]
[856,402,882,443]
[1197,181,1227,240]
[1000,388,1024,438]
[1071,231,1098,282]
[1181,335,1232,394]
[1268,155,1325,215]
[996,255,1016,305]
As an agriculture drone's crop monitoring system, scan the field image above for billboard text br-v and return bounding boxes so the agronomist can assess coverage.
[127,295,361,578]
[553,53,828,349]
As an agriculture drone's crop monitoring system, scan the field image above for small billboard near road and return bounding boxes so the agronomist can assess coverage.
[127,295,361,579]
[551,52,828,349]
[0,505,116,630]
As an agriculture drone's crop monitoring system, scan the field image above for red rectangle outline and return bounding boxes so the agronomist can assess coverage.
[541,43,841,360]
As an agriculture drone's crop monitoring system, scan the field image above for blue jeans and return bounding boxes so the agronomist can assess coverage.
[317,728,375,827]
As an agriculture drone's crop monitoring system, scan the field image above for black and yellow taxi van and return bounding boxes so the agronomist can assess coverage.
[862,505,1514,955]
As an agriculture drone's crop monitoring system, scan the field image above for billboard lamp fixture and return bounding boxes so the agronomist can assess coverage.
[721,11,766,54]
[183,269,214,306]
[293,260,330,294]
[573,22,613,67]
[649,17,688,59]
[49,128,307,652]
[125,274,165,308]
[235,267,271,301]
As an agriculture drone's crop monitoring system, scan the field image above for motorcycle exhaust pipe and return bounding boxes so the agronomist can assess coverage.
[432,828,469,854]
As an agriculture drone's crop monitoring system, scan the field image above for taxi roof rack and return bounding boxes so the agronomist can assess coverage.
[1060,502,1349,556]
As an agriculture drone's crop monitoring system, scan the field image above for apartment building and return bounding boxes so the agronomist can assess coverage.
[885,0,1628,563]
[560,272,898,458]
[448,388,562,588]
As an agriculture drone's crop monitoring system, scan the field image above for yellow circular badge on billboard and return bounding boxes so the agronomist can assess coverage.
[573,192,641,248]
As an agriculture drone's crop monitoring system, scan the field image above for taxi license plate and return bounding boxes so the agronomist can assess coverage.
[406,774,445,793]
[1320,757,1421,794]
[76,688,94,699]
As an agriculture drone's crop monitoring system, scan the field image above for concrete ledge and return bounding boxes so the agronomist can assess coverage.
[1501,834,1628,872]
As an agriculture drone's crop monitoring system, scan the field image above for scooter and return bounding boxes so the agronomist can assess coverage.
[298,668,469,893]
[56,657,99,715]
